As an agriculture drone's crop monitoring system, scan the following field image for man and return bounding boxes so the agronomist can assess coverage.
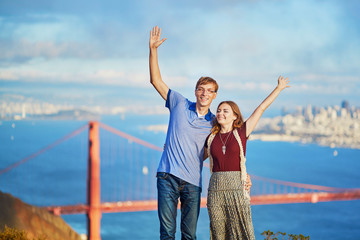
[149,26,249,240]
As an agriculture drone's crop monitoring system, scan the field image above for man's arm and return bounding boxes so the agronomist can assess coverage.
[246,76,290,137]
[149,26,169,101]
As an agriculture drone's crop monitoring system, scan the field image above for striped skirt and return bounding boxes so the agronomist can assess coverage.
[207,171,255,240]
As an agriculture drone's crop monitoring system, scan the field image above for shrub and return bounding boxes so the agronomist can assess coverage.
[0,225,47,240]
[262,230,310,240]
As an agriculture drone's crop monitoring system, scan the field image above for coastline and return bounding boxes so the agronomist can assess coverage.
[250,133,360,150]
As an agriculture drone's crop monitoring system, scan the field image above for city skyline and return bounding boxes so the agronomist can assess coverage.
[0,0,359,116]
[1,96,358,120]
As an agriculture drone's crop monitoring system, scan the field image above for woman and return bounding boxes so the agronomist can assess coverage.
[205,76,290,240]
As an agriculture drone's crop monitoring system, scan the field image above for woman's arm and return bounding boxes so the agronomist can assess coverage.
[246,76,290,137]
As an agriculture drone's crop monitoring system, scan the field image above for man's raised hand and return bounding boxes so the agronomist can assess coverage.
[150,26,167,49]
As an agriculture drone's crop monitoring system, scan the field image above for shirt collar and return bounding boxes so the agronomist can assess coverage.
[189,102,213,121]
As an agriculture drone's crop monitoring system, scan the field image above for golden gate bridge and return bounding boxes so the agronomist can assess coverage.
[1,121,360,240]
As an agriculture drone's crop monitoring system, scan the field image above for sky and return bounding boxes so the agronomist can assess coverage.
[0,0,359,116]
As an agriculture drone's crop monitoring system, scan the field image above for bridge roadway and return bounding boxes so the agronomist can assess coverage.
[46,189,360,215]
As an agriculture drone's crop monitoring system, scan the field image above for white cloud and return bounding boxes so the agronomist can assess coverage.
[297,74,360,84]
[293,83,357,95]
[0,71,18,80]
[0,39,105,62]
[217,73,360,97]
[141,124,168,134]
[0,0,359,109]
[90,70,126,81]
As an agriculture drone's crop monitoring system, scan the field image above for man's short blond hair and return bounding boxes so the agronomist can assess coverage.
[195,77,219,92]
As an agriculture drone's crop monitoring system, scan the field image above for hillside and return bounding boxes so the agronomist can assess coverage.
[0,190,82,240]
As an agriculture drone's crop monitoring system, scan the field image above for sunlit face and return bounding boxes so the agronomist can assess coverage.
[195,83,217,108]
[216,103,237,127]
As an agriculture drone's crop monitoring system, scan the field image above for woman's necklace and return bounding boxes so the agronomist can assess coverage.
[219,131,232,154]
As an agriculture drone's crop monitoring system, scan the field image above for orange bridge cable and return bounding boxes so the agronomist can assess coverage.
[203,164,345,192]
[98,122,163,152]
[0,124,89,175]
[204,163,356,192]
[249,174,354,192]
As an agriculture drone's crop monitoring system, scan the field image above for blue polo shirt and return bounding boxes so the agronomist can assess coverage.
[157,89,215,187]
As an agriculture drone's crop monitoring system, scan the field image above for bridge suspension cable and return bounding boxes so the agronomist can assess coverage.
[98,122,163,152]
[0,124,88,175]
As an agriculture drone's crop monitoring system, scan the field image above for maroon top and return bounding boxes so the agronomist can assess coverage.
[206,122,248,172]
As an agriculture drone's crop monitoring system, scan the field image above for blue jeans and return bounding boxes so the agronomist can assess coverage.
[157,172,201,240]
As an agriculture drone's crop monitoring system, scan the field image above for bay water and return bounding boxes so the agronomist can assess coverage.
[0,114,359,240]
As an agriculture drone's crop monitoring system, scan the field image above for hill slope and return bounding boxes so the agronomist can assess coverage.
[0,191,82,240]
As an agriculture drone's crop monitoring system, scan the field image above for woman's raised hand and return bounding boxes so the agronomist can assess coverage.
[246,75,290,137]
[149,26,167,49]
[277,76,290,91]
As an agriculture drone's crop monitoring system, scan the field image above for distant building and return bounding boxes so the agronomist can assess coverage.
[341,100,350,111]
[304,104,313,122]
[281,107,288,116]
